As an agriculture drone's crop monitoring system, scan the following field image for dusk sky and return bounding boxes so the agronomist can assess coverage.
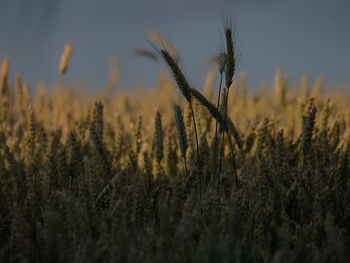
[0,0,349,91]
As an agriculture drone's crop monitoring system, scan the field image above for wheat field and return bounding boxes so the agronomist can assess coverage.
[0,28,349,263]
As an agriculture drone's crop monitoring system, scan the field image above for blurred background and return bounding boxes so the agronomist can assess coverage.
[0,0,349,91]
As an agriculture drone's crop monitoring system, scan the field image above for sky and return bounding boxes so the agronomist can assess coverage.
[0,0,349,91]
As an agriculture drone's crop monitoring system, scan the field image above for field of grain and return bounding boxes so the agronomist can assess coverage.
[0,27,349,263]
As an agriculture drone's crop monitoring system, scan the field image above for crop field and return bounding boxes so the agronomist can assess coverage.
[0,26,350,262]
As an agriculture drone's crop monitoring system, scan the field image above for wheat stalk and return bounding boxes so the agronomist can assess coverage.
[218,22,237,183]
[159,47,202,212]
[213,52,226,186]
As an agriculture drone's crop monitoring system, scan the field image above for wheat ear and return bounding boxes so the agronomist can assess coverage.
[174,104,188,175]
[218,24,237,183]
[59,43,73,76]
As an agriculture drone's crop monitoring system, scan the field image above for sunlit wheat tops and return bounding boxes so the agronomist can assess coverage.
[0,59,9,88]
[1,59,9,79]
[59,43,73,76]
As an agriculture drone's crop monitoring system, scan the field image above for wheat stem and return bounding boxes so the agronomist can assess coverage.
[213,72,223,185]
[218,87,230,186]
[190,102,202,214]
[227,133,238,188]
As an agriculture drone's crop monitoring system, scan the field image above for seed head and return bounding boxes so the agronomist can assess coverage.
[173,104,188,159]
[1,59,9,79]
[218,53,227,74]
[59,43,73,76]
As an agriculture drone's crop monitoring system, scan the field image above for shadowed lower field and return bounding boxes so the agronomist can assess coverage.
[0,64,349,262]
